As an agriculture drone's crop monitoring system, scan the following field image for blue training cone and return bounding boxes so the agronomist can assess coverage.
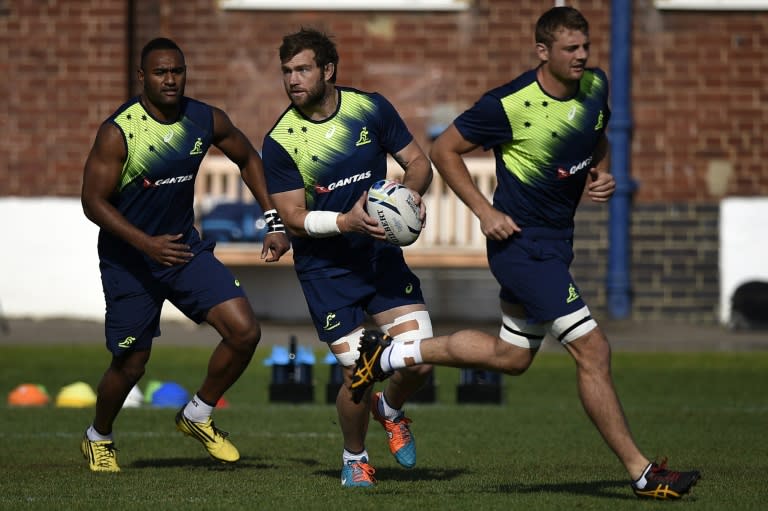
[150,381,189,408]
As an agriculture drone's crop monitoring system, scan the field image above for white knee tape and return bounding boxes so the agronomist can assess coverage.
[499,314,546,349]
[330,327,365,367]
[549,306,597,344]
[382,310,433,342]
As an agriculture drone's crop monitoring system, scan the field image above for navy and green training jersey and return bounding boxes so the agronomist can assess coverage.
[454,67,610,230]
[262,87,413,278]
[98,96,214,269]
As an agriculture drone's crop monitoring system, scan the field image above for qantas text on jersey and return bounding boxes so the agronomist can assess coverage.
[314,171,372,194]
[143,174,194,188]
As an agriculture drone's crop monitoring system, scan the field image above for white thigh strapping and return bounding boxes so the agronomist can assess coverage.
[381,310,433,342]
[499,314,546,349]
[329,327,366,367]
[548,306,597,344]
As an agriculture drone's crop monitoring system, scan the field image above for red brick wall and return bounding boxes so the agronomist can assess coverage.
[631,4,768,201]
[1,0,766,201]
[1,1,126,195]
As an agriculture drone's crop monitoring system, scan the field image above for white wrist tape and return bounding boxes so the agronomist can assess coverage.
[263,209,285,234]
[304,211,341,237]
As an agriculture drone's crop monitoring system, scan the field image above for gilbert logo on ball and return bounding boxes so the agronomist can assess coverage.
[367,179,423,246]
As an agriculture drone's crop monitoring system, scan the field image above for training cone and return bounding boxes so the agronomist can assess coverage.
[8,383,50,406]
[122,384,144,408]
[150,381,189,408]
[144,379,163,404]
[55,381,97,408]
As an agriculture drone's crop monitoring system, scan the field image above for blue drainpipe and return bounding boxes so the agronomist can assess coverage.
[606,0,637,318]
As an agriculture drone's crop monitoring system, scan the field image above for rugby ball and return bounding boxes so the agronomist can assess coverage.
[367,179,423,246]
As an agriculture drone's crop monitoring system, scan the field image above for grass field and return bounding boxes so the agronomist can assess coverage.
[1,344,766,510]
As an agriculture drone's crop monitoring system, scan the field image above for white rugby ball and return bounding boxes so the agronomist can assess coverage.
[367,179,423,246]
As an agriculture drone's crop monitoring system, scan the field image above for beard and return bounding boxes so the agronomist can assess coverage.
[289,79,328,110]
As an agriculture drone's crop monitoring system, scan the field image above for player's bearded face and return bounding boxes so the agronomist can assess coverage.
[291,75,327,109]
[282,49,328,109]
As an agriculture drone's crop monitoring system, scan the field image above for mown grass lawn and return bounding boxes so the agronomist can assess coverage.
[1,345,766,510]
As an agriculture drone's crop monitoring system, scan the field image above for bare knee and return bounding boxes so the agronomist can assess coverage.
[110,351,150,385]
[207,298,262,354]
[492,335,535,376]
[566,328,612,374]
[226,322,261,354]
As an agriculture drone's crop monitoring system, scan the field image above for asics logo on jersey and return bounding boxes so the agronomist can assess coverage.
[355,127,371,146]
[189,137,204,155]
[567,106,577,120]
[118,336,136,348]
[144,174,194,187]
[315,171,372,194]
[557,156,593,180]
[325,126,337,139]
[323,312,341,331]
[566,283,580,304]
[405,283,414,294]
[163,130,174,143]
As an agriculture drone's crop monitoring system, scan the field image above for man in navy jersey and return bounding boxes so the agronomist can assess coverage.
[80,38,289,472]
[352,7,700,499]
[262,28,434,487]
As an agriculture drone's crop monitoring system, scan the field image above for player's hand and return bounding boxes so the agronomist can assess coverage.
[478,207,521,241]
[143,233,193,266]
[408,189,427,226]
[588,168,615,202]
[261,232,290,263]
[338,192,386,240]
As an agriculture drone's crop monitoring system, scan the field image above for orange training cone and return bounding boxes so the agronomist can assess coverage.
[8,383,51,406]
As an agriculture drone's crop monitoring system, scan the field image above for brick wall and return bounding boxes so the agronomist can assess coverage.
[574,203,720,323]
[2,0,763,323]
[3,0,765,201]
[1,1,126,195]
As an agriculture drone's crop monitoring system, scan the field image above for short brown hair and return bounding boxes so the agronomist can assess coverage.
[279,28,339,83]
[535,7,589,48]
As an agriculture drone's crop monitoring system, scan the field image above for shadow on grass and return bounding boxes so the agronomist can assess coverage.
[130,455,278,470]
[312,467,633,500]
[493,479,634,500]
[315,466,468,482]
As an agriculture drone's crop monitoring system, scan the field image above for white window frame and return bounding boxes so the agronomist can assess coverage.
[219,0,468,10]
[655,0,768,9]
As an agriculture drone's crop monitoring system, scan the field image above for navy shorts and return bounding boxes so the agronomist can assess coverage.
[100,248,246,356]
[299,253,425,343]
[487,227,587,323]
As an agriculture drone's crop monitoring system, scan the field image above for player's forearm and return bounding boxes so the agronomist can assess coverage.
[432,152,494,220]
[82,197,152,252]
[399,153,433,196]
[268,189,328,238]
[392,140,432,194]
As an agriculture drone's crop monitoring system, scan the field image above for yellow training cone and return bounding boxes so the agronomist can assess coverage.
[55,381,97,408]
